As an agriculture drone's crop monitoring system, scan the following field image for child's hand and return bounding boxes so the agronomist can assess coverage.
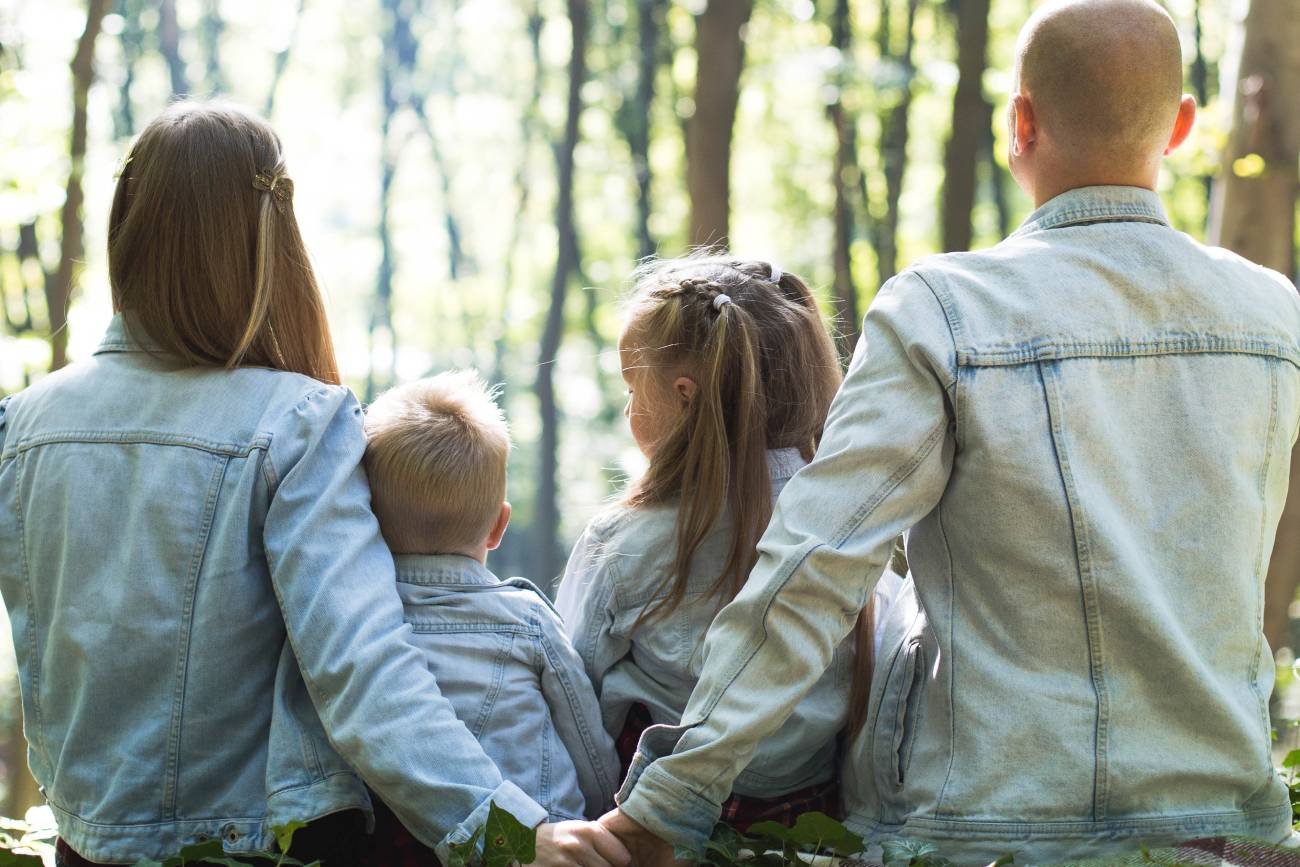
[596,809,684,867]
[533,820,633,867]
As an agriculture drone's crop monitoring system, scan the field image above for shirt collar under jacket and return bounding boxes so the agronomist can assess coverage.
[394,553,500,587]
[766,447,805,484]
[1011,184,1169,238]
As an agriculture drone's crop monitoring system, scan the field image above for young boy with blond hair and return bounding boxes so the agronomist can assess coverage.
[362,371,619,828]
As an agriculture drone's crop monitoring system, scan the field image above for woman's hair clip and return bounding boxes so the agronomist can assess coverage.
[769,264,783,283]
[712,293,733,311]
[253,169,293,214]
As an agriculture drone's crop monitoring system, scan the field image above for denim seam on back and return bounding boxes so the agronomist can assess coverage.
[1248,363,1280,772]
[1039,361,1110,821]
[536,621,614,794]
[469,635,511,738]
[12,451,51,778]
[162,453,229,819]
[8,431,270,458]
[933,502,958,818]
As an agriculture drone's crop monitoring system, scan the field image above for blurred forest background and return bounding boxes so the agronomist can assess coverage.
[0,0,1297,816]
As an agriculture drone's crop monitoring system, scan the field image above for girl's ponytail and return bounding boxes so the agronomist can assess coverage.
[624,256,841,626]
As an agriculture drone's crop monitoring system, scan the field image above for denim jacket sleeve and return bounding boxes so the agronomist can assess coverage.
[616,271,958,849]
[555,521,632,696]
[535,602,622,817]
[263,386,547,858]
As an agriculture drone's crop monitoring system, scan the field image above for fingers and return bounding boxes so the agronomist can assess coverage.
[534,820,634,867]
[585,821,633,867]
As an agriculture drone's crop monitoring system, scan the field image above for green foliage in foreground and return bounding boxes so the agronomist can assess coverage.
[2,781,1299,866]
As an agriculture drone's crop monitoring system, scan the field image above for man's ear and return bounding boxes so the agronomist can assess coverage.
[486,501,511,551]
[673,376,697,406]
[1009,92,1037,157]
[1164,94,1197,155]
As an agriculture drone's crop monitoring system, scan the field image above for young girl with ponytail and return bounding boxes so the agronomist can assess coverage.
[556,256,901,825]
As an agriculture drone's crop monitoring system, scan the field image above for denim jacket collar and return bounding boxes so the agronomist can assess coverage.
[94,313,160,354]
[395,553,498,587]
[1011,185,1169,238]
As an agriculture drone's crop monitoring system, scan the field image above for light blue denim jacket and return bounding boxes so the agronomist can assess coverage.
[556,449,856,798]
[617,187,1300,863]
[0,315,547,863]
[393,554,619,820]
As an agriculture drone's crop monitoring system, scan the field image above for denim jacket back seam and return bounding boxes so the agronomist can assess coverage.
[1038,361,1110,820]
[1248,364,1281,775]
[403,621,541,636]
[2,431,271,461]
[163,452,231,819]
[956,338,1300,368]
[11,450,51,778]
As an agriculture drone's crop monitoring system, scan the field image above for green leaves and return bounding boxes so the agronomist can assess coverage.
[483,802,537,867]
[747,812,864,858]
[0,850,43,866]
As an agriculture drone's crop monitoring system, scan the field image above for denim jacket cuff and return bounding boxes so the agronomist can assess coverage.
[618,760,720,852]
[434,781,549,864]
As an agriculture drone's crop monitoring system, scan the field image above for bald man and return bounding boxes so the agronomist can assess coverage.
[598,0,1300,862]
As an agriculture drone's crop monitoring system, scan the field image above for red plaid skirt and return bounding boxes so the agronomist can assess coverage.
[615,703,840,831]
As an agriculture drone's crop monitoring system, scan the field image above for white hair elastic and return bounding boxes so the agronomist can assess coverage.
[713,293,733,311]
[769,264,783,283]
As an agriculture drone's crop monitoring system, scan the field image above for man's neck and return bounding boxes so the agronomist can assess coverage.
[1029,161,1160,208]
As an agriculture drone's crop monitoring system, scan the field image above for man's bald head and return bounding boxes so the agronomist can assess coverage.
[1015,0,1183,164]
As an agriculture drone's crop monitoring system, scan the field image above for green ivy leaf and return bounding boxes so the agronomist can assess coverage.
[783,812,864,856]
[986,856,1016,866]
[0,850,42,866]
[272,820,308,856]
[130,860,166,867]
[446,825,485,867]
[483,802,536,867]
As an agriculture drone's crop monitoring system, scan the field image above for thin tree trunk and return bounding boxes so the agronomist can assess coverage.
[48,0,109,372]
[1207,0,1300,651]
[112,0,144,139]
[826,0,861,359]
[686,0,753,248]
[629,0,664,258]
[535,0,589,583]
[158,0,188,97]
[263,0,307,118]
[871,0,920,287]
[940,0,990,252]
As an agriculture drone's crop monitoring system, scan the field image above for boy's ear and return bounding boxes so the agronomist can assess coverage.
[673,376,697,406]
[486,502,511,552]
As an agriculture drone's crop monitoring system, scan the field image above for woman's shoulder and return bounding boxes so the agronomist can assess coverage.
[581,499,681,558]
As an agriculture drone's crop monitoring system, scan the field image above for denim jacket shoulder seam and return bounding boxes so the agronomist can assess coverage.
[909,269,962,392]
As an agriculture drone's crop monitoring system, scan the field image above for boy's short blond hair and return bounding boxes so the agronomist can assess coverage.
[363,370,510,555]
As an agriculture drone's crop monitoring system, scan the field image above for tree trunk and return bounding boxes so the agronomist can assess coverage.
[48,0,109,372]
[1207,0,1300,652]
[686,0,753,249]
[112,0,144,139]
[940,0,990,253]
[158,0,188,97]
[629,0,664,258]
[535,0,588,584]
[826,0,861,359]
[870,0,920,288]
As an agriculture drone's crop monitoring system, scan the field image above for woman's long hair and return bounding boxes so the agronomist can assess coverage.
[108,101,339,384]
[622,255,842,626]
